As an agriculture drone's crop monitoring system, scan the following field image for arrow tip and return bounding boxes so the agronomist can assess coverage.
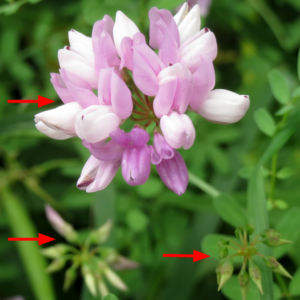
[38,233,55,246]
[38,95,55,108]
[193,250,210,262]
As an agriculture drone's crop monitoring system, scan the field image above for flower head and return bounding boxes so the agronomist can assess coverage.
[35,2,250,195]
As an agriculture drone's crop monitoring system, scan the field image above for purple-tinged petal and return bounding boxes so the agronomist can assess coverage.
[50,73,74,104]
[149,145,162,165]
[92,15,114,51]
[153,132,174,160]
[189,56,215,110]
[87,159,121,192]
[77,155,101,190]
[111,70,133,119]
[59,68,92,89]
[84,139,124,161]
[156,151,188,195]
[110,127,150,148]
[61,69,99,108]
[153,80,177,118]
[122,145,151,186]
[133,32,146,45]
[98,68,113,106]
[149,7,180,49]
[132,50,159,96]
[119,37,133,70]
[179,114,196,149]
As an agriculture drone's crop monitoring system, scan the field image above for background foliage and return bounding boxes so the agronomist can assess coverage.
[0,0,300,299]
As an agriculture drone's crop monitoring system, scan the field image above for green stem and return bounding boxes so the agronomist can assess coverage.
[1,185,56,300]
[274,273,293,300]
[188,172,221,198]
[269,152,278,206]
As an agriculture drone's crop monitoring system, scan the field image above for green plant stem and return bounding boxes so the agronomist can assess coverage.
[188,172,221,198]
[269,152,278,206]
[274,273,293,300]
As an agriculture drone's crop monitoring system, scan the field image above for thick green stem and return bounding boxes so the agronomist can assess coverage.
[1,185,56,300]
[188,172,221,198]
[274,273,293,300]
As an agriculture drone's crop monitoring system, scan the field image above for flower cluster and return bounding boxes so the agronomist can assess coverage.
[44,205,138,297]
[216,226,292,300]
[35,3,250,195]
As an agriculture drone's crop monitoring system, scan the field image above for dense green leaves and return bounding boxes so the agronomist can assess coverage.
[213,194,247,227]
[254,108,276,137]
[102,295,118,300]
[268,69,290,104]
[147,0,183,10]
[298,48,300,81]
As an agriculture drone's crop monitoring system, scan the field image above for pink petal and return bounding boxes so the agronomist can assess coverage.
[50,73,74,104]
[119,37,133,70]
[98,68,113,106]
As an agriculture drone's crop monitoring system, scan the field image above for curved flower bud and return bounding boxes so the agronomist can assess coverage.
[77,155,121,193]
[151,132,175,165]
[263,256,293,279]
[50,73,74,104]
[249,260,263,295]
[156,150,188,195]
[189,56,215,110]
[176,4,201,45]
[154,63,193,118]
[98,68,133,119]
[92,15,120,72]
[58,47,98,88]
[160,112,195,149]
[238,268,250,300]
[35,102,82,137]
[111,127,151,186]
[113,11,140,57]
[194,89,250,124]
[75,105,121,143]
[218,259,234,290]
[179,28,217,73]
[103,267,128,291]
[35,121,73,140]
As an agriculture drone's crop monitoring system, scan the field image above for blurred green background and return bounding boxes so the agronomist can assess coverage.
[1,0,300,299]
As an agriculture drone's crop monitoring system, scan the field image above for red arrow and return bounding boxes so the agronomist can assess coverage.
[7,96,55,108]
[163,250,210,262]
[8,233,55,246]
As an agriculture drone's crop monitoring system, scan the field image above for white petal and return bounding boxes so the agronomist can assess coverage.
[196,89,250,124]
[35,121,73,140]
[174,2,189,25]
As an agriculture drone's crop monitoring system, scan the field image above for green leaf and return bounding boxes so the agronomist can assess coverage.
[276,167,293,179]
[148,0,184,10]
[289,267,300,296]
[102,295,118,300]
[222,276,281,300]
[298,48,300,82]
[136,177,164,198]
[292,86,300,98]
[201,234,242,261]
[126,209,149,233]
[213,194,247,227]
[275,105,293,116]
[1,186,55,300]
[268,69,290,104]
[0,262,19,281]
[273,207,300,259]
[254,108,276,137]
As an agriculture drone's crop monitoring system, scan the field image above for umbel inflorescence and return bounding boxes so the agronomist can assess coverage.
[34,3,250,195]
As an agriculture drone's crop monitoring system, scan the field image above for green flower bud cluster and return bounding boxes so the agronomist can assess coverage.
[42,217,138,297]
[215,224,292,300]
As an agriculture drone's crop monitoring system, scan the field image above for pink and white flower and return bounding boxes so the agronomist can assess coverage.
[35,2,250,195]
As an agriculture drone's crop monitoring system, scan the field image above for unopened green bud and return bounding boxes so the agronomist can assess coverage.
[82,264,97,296]
[218,259,234,291]
[263,256,293,279]
[246,224,255,235]
[41,244,71,258]
[46,257,67,273]
[263,237,292,247]
[260,229,281,239]
[249,260,263,295]
[219,246,228,259]
[235,227,244,239]
[103,267,128,291]
[90,220,112,245]
[63,264,78,291]
[238,269,250,300]
[99,247,118,264]
[216,262,223,285]
[97,275,109,297]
